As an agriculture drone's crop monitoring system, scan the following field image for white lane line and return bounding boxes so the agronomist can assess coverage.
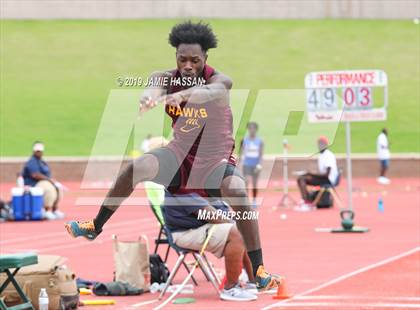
[295,295,420,302]
[0,217,155,245]
[1,220,158,249]
[75,197,151,206]
[1,222,159,253]
[262,246,420,310]
[130,299,159,308]
[1,230,158,254]
[1,222,158,250]
[265,302,420,308]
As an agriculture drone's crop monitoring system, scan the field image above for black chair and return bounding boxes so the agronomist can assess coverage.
[313,171,343,208]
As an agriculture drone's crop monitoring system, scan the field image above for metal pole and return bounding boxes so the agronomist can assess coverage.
[283,139,288,196]
[277,139,296,208]
[345,121,353,210]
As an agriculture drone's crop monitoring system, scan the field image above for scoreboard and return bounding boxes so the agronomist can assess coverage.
[305,70,388,123]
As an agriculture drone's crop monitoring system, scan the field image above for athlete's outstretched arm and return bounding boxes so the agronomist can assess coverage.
[139,71,171,113]
[159,72,232,107]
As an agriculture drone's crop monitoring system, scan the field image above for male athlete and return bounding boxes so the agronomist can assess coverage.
[66,21,279,291]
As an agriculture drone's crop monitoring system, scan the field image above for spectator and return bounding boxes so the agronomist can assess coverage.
[0,199,13,222]
[162,192,258,301]
[239,122,264,208]
[377,128,391,184]
[296,136,338,211]
[21,141,64,220]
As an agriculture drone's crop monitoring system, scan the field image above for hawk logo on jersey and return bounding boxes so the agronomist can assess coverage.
[180,118,201,132]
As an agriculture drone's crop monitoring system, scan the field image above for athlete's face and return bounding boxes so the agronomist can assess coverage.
[176,44,207,78]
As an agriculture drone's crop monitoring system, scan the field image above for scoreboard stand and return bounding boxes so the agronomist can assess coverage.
[277,139,298,209]
[305,70,388,233]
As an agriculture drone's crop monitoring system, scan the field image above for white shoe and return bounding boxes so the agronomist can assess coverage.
[377,177,391,185]
[220,284,257,301]
[53,210,65,219]
[43,210,57,220]
[243,282,258,294]
[294,202,313,212]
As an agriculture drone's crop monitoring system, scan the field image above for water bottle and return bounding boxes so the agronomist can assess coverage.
[16,174,24,188]
[378,197,384,212]
[39,288,49,310]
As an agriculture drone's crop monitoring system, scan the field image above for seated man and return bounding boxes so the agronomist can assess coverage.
[297,136,338,209]
[162,192,257,302]
[21,141,64,220]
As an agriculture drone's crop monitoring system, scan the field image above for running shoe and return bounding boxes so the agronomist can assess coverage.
[220,283,257,301]
[243,282,258,294]
[65,220,101,241]
[44,210,56,220]
[53,210,65,219]
[255,265,282,292]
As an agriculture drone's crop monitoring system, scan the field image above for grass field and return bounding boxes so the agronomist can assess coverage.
[1,19,419,156]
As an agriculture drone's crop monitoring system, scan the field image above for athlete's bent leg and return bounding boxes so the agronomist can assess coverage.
[297,175,311,201]
[95,154,159,227]
[220,175,280,291]
[221,175,260,251]
[252,173,259,201]
[65,154,159,240]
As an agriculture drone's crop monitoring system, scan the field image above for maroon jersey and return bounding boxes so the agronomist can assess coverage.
[164,64,236,196]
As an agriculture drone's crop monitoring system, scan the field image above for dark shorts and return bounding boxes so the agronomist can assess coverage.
[243,165,260,177]
[304,174,331,187]
[242,165,260,186]
[380,159,390,169]
[146,147,243,198]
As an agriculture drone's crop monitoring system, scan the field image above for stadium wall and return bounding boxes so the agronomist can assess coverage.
[1,0,418,19]
[1,155,418,183]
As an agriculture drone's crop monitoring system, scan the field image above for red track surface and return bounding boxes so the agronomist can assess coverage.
[1,177,419,310]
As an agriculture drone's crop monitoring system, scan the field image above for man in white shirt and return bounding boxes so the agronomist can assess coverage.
[377,128,391,184]
[297,136,338,209]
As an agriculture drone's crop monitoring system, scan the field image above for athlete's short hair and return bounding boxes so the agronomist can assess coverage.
[169,21,218,52]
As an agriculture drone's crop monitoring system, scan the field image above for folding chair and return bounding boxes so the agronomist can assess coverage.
[144,182,200,286]
[313,172,343,208]
[158,222,221,300]
[0,252,38,310]
[144,182,171,261]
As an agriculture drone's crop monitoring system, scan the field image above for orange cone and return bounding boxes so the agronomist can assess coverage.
[272,277,292,299]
